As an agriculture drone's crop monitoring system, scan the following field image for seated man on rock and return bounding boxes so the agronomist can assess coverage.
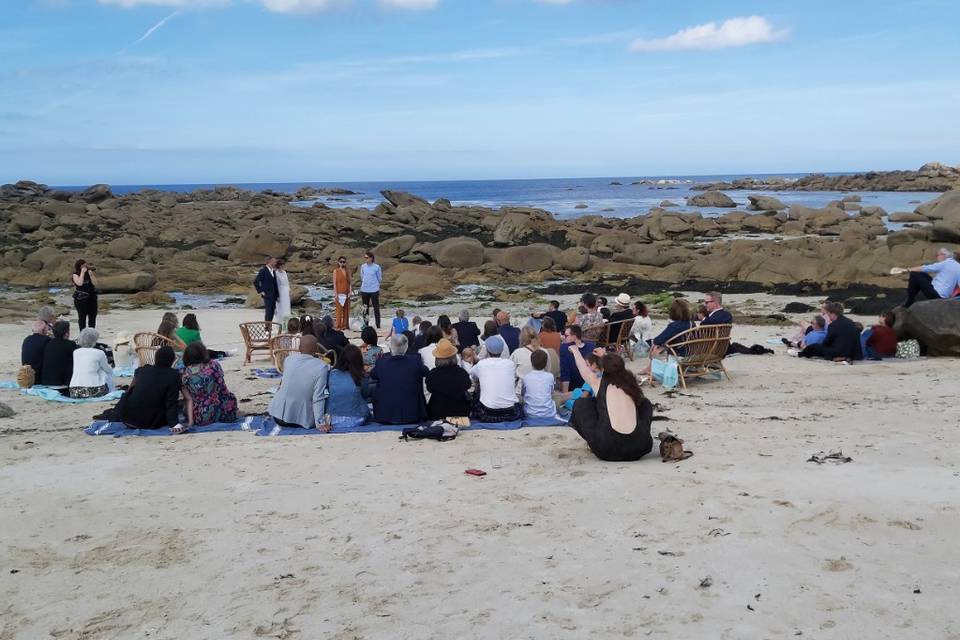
[268,335,331,431]
[793,302,862,362]
[901,247,960,307]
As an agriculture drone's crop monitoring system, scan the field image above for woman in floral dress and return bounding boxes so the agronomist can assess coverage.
[175,342,238,433]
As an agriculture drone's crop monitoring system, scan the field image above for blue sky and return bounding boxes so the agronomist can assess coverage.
[2,0,958,184]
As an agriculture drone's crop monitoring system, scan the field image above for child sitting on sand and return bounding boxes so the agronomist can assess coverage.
[388,309,408,338]
[563,353,602,411]
[286,317,301,335]
[522,350,558,418]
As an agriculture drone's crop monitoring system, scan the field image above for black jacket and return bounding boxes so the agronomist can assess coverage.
[545,310,567,334]
[822,315,863,360]
[21,334,51,379]
[701,308,734,325]
[426,365,472,419]
[117,365,182,429]
[452,321,481,349]
[40,337,77,386]
[254,266,279,300]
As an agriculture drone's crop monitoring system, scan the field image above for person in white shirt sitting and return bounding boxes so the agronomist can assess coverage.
[471,337,522,422]
[69,328,114,399]
[522,350,558,419]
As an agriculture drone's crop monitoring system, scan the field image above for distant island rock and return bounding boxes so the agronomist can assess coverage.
[692,162,960,193]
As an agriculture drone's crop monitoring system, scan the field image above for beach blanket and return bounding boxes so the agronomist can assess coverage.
[22,385,124,404]
[253,415,569,436]
[85,416,259,437]
[112,365,137,378]
[253,368,282,379]
[0,381,19,390]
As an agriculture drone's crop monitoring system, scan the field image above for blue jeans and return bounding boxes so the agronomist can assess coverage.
[860,329,879,360]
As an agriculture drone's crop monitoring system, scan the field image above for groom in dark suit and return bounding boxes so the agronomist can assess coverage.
[254,257,279,321]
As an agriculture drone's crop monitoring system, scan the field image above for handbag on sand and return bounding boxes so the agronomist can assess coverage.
[658,431,693,462]
[17,365,35,389]
[895,339,920,359]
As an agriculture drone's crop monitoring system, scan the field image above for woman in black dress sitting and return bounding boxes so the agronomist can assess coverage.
[566,346,653,461]
[115,346,183,430]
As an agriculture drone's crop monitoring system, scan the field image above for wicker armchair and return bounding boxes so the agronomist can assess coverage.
[273,349,299,373]
[594,319,636,360]
[239,322,283,364]
[132,332,180,366]
[662,323,733,389]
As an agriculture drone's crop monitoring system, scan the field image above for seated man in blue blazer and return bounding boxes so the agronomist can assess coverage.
[371,334,428,424]
[699,291,734,325]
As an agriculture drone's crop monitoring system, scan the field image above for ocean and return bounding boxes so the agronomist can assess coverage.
[55,174,938,220]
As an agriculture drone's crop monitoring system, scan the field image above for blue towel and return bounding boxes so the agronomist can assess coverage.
[253,368,282,379]
[0,381,19,390]
[85,416,259,437]
[113,365,137,378]
[23,386,124,403]
[253,415,568,436]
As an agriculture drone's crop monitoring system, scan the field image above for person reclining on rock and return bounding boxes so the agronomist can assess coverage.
[794,302,862,361]
[861,311,898,360]
[268,335,331,431]
[900,247,960,307]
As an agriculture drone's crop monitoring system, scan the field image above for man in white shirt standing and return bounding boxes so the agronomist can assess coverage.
[471,337,522,422]
[358,251,383,329]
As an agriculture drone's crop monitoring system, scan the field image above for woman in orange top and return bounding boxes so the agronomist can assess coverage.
[333,256,351,331]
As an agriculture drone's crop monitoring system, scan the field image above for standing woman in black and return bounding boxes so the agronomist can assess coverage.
[72,259,99,331]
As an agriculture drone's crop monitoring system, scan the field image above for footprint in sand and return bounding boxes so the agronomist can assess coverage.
[823,557,854,572]
[888,520,922,530]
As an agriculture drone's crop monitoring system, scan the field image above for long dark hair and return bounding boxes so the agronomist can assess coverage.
[423,325,442,347]
[601,353,645,408]
[74,259,86,275]
[183,341,211,367]
[337,344,364,386]
[157,320,177,339]
[437,314,453,334]
[182,313,200,331]
[299,315,314,336]
[482,320,498,340]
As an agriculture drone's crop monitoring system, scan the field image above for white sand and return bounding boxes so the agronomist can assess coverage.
[1,298,958,639]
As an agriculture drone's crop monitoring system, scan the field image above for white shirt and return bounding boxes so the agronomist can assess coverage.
[511,346,547,379]
[631,315,653,343]
[477,335,510,360]
[419,344,438,370]
[522,370,557,418]
[471,357,517,409]
[70,348,113,389]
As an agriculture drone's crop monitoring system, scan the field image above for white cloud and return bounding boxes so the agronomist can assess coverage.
[377,0,438,8]
[259,0,344,11]
[629,16,787,53]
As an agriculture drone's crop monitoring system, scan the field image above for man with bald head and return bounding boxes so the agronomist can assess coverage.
[496,310,520,354]
[268,334,332,431]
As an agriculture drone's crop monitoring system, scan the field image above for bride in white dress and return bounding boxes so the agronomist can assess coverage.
[275,260,291,322]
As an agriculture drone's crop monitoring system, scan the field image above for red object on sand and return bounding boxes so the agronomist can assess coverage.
[465,469,487,477]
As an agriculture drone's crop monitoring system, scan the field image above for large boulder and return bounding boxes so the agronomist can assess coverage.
[917,192,960,242]
[556,246,590,271]
[373,234,417,258]
[687,190,736,208]
[492,210,555,246]
[494,245,554,272]
[380,190,429,209]
[97,272,157,293]
[229,226,291,262]
[888,212,929,223]
[893,299,960,356]
[80,184,113,204]
[747,195,787,211]
[435,237,484,269]
[11,210,43,232]
[106,236,144,260]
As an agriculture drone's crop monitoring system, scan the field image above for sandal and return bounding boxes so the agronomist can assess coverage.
[171,424,190,434]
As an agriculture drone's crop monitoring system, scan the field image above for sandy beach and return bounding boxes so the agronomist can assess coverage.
[1,295,958,639]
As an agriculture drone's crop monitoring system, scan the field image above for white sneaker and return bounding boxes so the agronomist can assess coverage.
[787,348,799,357]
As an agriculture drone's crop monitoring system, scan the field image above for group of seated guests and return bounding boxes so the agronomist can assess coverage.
[21,307,113,398]
[784,302,899,361]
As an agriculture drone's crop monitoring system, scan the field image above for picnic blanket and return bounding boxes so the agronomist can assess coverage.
[112,365,138,378]
[253,368,282,379]
[85,415,568,437]
[5,384,125,403]
[85,416,259,437]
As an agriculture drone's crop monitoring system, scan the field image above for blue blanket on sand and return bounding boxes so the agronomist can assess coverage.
[0,382,124,403]
[253,368,282,379]
[85,415,568,437]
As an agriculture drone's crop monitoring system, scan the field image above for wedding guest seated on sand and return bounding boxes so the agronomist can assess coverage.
[114,346,182,430]
[453,309,481,351]
[158,319,187,352]
[388,308,408,338]
[496,311,520,354]
[371,334,428,425]
[478,320,509,359]
[902,247,960,307]
[511,326,548,379]
[638,299,695,380]
[471,337,522,422]
[794,302,862,361]
[175,313,229,359]
[413,320,432,351]
[459,346,478,372]
[322,315,349,350]
[40,321,77,389]
[563,353,602,411]
[38,305,56,334]
[426,339,472,420]
[438,314,459,348]
[608,293,634,324]
[522,350,558,419]
[268,335,330,431]
[699,291,733,325]
[568,347,654,462]
[538,316,562,354]
[325,344,372,430]
[286,317,301,335]
[559,325,595,393]
[70,328,114,399]
[360,326,382,371]
[178,342,238,432]
[418,324,444,369]
[576,293,605,334]
[783,315,827,349]
[861,312,898,360]
[21,320,51,384]
[545,300,567,334]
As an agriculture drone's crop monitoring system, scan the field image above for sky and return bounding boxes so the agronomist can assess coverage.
[2,0,958,184]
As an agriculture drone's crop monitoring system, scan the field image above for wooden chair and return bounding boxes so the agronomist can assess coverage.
[239,322,283,364]
[132,332,180,366]
[269,334,301,368]
[318,345,338,369]
[594,319,636,360]
[273,348,298,373]
[662,324,733,389]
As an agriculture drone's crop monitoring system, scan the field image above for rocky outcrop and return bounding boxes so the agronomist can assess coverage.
[106,236,145,260]
[687,191,736,208]
[373,235,417,258]
[97,272,157,293]
[893,299,960,356]
[80,184,113,204]
[494,245,554,272]
[435,237,485,269]
[229,226,291,263]
[11,210,43,232]
[693,162,960,192]
[748,195,787,211]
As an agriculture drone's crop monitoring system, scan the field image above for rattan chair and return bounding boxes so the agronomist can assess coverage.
[239,321,283,364]
[132,332,180,366]
[594,319,636,360]
[273,348,299,373]
[663,323,733,389]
